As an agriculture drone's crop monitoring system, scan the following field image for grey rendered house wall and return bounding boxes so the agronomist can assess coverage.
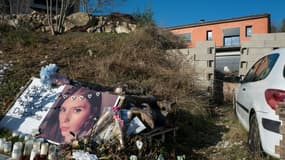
[240,33,285,77]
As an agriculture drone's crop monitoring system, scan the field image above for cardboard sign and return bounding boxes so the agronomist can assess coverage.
[0,77,64,135]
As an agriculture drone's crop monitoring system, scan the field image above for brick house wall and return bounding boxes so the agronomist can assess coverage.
[167,14,270,48]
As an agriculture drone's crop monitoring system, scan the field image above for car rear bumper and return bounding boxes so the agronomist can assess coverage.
[257,112,282,158]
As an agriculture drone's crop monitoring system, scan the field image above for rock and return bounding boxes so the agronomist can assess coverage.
[64,12,91,32]
[86,26,96,33]
[129,23,137,31]
[7,19,19,28]
[115,22,130,34]
[223,141,229,148]
[0,12,137,33]
[64,20,76,32]
[104,23,114,33]
[88,49,93,56]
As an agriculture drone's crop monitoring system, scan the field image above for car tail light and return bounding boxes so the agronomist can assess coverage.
[265,89,285,110]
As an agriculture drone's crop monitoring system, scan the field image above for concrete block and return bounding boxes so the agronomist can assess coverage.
[195,53,215,61]
[242,41,265,48]
[248,48,271,57]
[252,33,276,41]
[275,33,285,40]
[195,41,215,48]
[264,40,285,48]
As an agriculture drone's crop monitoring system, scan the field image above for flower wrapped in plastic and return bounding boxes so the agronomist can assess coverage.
[72,150,98,160]
[40,64,70,87]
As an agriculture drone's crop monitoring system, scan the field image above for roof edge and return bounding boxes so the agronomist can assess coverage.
[166,13,270,30]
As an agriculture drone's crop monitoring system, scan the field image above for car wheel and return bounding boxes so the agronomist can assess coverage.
[248,114,265,159]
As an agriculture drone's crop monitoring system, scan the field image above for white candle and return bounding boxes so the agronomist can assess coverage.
[130,155,138,160]
[30,148,40,160]
[11,142,23,159]
[0,138,6,152]
[40,142,49,156]
[32,141,41,151]
[47,145,56,160]
[3,141,12,154]
[23,140,33,156]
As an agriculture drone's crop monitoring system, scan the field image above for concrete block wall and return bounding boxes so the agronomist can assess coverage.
[240,33,285,77]
[166,41,216,91]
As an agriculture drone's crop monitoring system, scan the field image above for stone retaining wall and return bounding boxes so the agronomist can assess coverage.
[0,12,137,34]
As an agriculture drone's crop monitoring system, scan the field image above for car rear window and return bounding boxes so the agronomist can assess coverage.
[254,53,279,81]
[243,53,279,82]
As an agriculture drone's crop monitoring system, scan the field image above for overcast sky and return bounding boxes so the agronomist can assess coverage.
[109,0,284,28]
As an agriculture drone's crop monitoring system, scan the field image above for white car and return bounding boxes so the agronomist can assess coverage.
[233,48,285,158]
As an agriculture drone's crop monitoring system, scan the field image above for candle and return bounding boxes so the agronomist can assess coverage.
[23,140,33,157]
[30,148,40,160]
[32,141,41,151]
[3,141,12,154]
[11,142,23,160]
[0,138,6,152]
[40,142,49,158]
[47,145,56,160]
[130,155,138,160]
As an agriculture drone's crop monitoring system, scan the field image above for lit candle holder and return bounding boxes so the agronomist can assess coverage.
[3,141,12,154]
[30,148,40,160]
[0,138,6,152]
[23,140,33,158]
[32,141,41,151]
[11,142,23,160]
[47,144,56,160]
[40,142,49,159]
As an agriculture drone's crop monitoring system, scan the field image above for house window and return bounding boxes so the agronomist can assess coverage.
[206,30,212,40]
[246,26,252,37]
[223,27,240,47]
[177,33,192,43]
[224,36,240,46]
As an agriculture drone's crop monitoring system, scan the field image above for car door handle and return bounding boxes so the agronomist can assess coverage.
[242,88,246,91]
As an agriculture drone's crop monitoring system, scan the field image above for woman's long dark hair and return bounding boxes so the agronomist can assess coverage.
[39,85,102,143]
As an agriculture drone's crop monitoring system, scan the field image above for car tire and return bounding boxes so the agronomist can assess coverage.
[248,114,265,159]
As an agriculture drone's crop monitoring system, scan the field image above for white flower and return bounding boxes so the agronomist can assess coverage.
[40,64,58,87]
[72,150,98,160]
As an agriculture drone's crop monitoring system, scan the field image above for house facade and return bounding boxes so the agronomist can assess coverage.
[166,14,273,103]
[167,13,270,48]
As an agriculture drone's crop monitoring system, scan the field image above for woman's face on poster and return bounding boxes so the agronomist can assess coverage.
[59,95,91,142]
